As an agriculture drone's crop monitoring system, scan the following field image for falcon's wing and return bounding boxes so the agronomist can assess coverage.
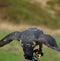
[0,31,22,47]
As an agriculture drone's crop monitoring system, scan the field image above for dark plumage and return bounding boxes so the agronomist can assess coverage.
[0,27,60,60]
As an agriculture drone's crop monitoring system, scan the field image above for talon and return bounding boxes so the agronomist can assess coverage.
[37,54,41,58]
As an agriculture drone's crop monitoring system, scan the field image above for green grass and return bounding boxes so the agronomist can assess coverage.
[0,32,60,61]
[0,50,23,61]
[0,32,24,61]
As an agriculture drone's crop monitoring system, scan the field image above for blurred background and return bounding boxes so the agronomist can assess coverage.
[0,0,60,61]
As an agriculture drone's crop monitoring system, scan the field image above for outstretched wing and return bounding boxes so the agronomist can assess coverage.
[0,31,22,47]
[38,34,60,52]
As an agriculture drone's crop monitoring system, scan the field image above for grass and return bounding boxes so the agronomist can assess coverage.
[0,32,24,61]
[0,32,60,61]
[0,50,23,61]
